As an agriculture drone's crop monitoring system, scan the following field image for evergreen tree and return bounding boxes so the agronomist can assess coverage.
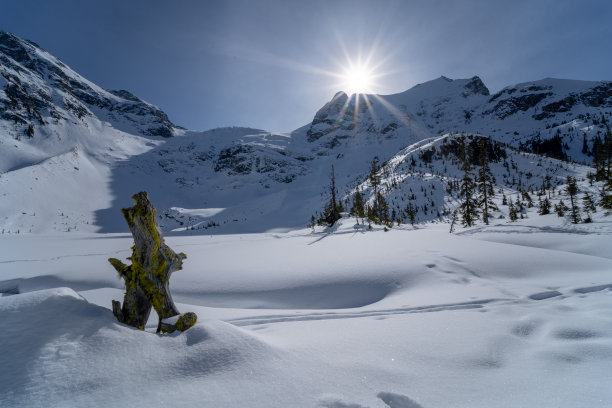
[601,182,612,211]
[582,192,597,214]
[449,209,458,233]
[369,158,381,192]
[308,215,316,231]
[367,158,382,221]
[337,199,345,213]
[406,202,417,226]
[515,196,524,214]
[374,191,391,227]
[521,190,534,208]
[317,165,342,226]
[508,200,518,221]
[477,139,497,225]
[592,135,603,173]
[566,176,581,224]
[458,137,479,227]
[366,204,376,223]
[350,189,366,222]
[582,192,596,222]
[595,122,612,209]
[554,200,568,217]
[361,158,391,227]
[594,119,612,182]
[538,197,551,215]
[582,192,597,223]
[603,120,612,178]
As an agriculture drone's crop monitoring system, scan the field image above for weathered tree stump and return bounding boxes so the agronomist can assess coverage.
[109,191,197,333]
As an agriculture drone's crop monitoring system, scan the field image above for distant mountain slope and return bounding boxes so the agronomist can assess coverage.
[300,76,612,165]
[0,31,180,172]
[0,31,609,234]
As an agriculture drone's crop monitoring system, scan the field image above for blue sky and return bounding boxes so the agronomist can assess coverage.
[1,0,611,132]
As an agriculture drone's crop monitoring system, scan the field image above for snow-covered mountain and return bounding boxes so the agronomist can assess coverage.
[0,32,178,138]
[0,30,184,233]
[1,31,609,234]
[304,75,612,164]
[2,31,612,407]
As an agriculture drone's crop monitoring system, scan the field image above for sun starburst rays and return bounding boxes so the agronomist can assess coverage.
[230,39,415,137]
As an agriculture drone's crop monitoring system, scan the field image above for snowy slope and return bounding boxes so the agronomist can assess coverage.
[0,30,181,232]
[1,30,611,235]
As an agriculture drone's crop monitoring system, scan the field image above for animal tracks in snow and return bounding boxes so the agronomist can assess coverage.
[318,392,425,408]
[528,282,612,301]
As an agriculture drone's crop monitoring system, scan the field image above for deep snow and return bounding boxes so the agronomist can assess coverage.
[2,216,612,407]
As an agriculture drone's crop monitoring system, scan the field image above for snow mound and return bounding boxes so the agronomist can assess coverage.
[0,287,279,408]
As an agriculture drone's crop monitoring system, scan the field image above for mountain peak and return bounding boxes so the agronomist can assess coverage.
[0,30,36,66]
[0,30,43,51]
[464,75,490,96]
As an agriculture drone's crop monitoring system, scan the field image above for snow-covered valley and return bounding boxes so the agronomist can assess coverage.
[2,29,612,408]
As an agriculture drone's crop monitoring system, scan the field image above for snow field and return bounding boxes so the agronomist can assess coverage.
[2,219,612,407]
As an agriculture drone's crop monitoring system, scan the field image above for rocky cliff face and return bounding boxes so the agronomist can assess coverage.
[0,31,178,144]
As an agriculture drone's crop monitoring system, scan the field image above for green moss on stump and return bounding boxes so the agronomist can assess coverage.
[176,312,198,332]
[109,191,197,333]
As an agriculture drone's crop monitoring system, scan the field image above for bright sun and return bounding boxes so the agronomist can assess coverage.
[341,66,374,95]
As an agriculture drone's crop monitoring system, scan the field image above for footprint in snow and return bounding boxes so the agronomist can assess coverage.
[377,392,425,408]
[528,290,562,300]
[317,398,369,408]
[511,320,541,337]
[573,283,612,294]
[318,392,425,408]
[553,328,599,340]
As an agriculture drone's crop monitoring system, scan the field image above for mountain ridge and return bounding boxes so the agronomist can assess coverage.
[0,31,609,234]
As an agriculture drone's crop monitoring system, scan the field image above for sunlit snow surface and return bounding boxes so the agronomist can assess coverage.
[1,216,612,408]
